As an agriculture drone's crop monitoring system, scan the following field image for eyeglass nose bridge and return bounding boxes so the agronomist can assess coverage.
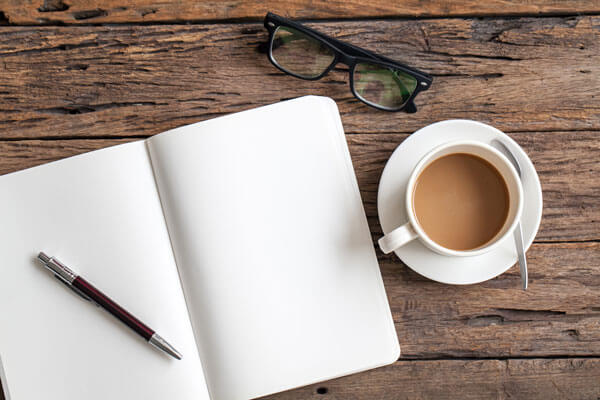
[335,52,355,67]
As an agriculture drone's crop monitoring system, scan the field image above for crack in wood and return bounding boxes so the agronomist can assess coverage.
[493,308,567,316]
[65,63,89,70]
[427,49,523,61]
[205,91,241,97]
[173,45,206,54]
[72,9,107,20]
[467,315,506,326]
[176,97,217,103]
[38,0,69,12]
[474,72,504,79]
[139,8,157,17]
[0,41,99,57]
[563,329,581,339]
[467,309,562,326]
[432,72,505,79]
[241,27,262,35]
[36,102,159,115]
[465,307,600,328]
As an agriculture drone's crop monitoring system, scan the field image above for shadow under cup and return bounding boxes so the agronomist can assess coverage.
[406,141,523,257]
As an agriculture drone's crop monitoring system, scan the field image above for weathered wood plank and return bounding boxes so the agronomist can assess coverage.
[1,358,598,400]
[259,358,600,399]
[2,0,600,25]
[0,139,133,175]
[0,16,598,139]
[384,242,600,359]
[0,131,598,241]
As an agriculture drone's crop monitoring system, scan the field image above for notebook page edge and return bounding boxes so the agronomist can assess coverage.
[240,97,399,400]
[322,96,401,360]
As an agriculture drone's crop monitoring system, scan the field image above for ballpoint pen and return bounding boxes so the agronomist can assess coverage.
[37,251,182,360]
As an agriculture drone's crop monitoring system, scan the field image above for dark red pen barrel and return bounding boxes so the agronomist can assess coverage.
[72,276,154,340]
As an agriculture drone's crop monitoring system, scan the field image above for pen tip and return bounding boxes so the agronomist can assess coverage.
[149,333,183,360]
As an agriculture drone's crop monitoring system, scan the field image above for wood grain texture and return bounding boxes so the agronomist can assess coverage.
[0,358,598,400]
[0,139,133,175]
[259,358,600,399]
[0,16,598,139]
[0,130,599,242]
[385,242,600,359]
[2,0,600,25]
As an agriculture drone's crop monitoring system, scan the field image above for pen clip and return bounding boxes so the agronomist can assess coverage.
[53,274,95,304]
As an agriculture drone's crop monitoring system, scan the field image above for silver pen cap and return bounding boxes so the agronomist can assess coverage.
[37,252,77,284]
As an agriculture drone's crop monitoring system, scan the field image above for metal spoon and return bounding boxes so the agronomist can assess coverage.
[491,139,528,290]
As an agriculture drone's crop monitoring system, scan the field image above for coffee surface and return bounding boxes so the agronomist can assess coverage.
[413,153,509,251]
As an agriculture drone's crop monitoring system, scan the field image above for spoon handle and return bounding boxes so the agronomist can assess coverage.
[514,222,528,290]
[491,139,528,290]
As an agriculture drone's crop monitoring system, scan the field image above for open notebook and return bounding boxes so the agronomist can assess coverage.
[0,96,399,400]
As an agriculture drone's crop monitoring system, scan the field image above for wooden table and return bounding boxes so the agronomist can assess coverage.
[1,1,599,398]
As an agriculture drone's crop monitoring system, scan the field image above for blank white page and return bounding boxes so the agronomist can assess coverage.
[147,96,399,400]
[0,142,209,400]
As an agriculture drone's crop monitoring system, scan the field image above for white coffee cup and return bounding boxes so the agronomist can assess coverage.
[378,140,523,257]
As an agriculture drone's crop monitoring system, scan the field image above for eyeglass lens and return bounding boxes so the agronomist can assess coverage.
[352,62,417,109]
[270,26,335,79]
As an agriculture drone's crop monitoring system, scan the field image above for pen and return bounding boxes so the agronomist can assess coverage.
[37,252,182,360]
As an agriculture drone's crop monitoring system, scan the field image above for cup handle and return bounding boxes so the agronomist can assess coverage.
[378,223,418,254]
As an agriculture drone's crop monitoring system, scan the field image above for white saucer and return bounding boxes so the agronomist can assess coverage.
[377,120,543,285]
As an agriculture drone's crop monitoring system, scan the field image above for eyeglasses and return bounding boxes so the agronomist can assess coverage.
[263,12,433,113]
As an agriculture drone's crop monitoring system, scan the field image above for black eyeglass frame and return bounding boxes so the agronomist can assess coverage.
[264,12,433,113]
